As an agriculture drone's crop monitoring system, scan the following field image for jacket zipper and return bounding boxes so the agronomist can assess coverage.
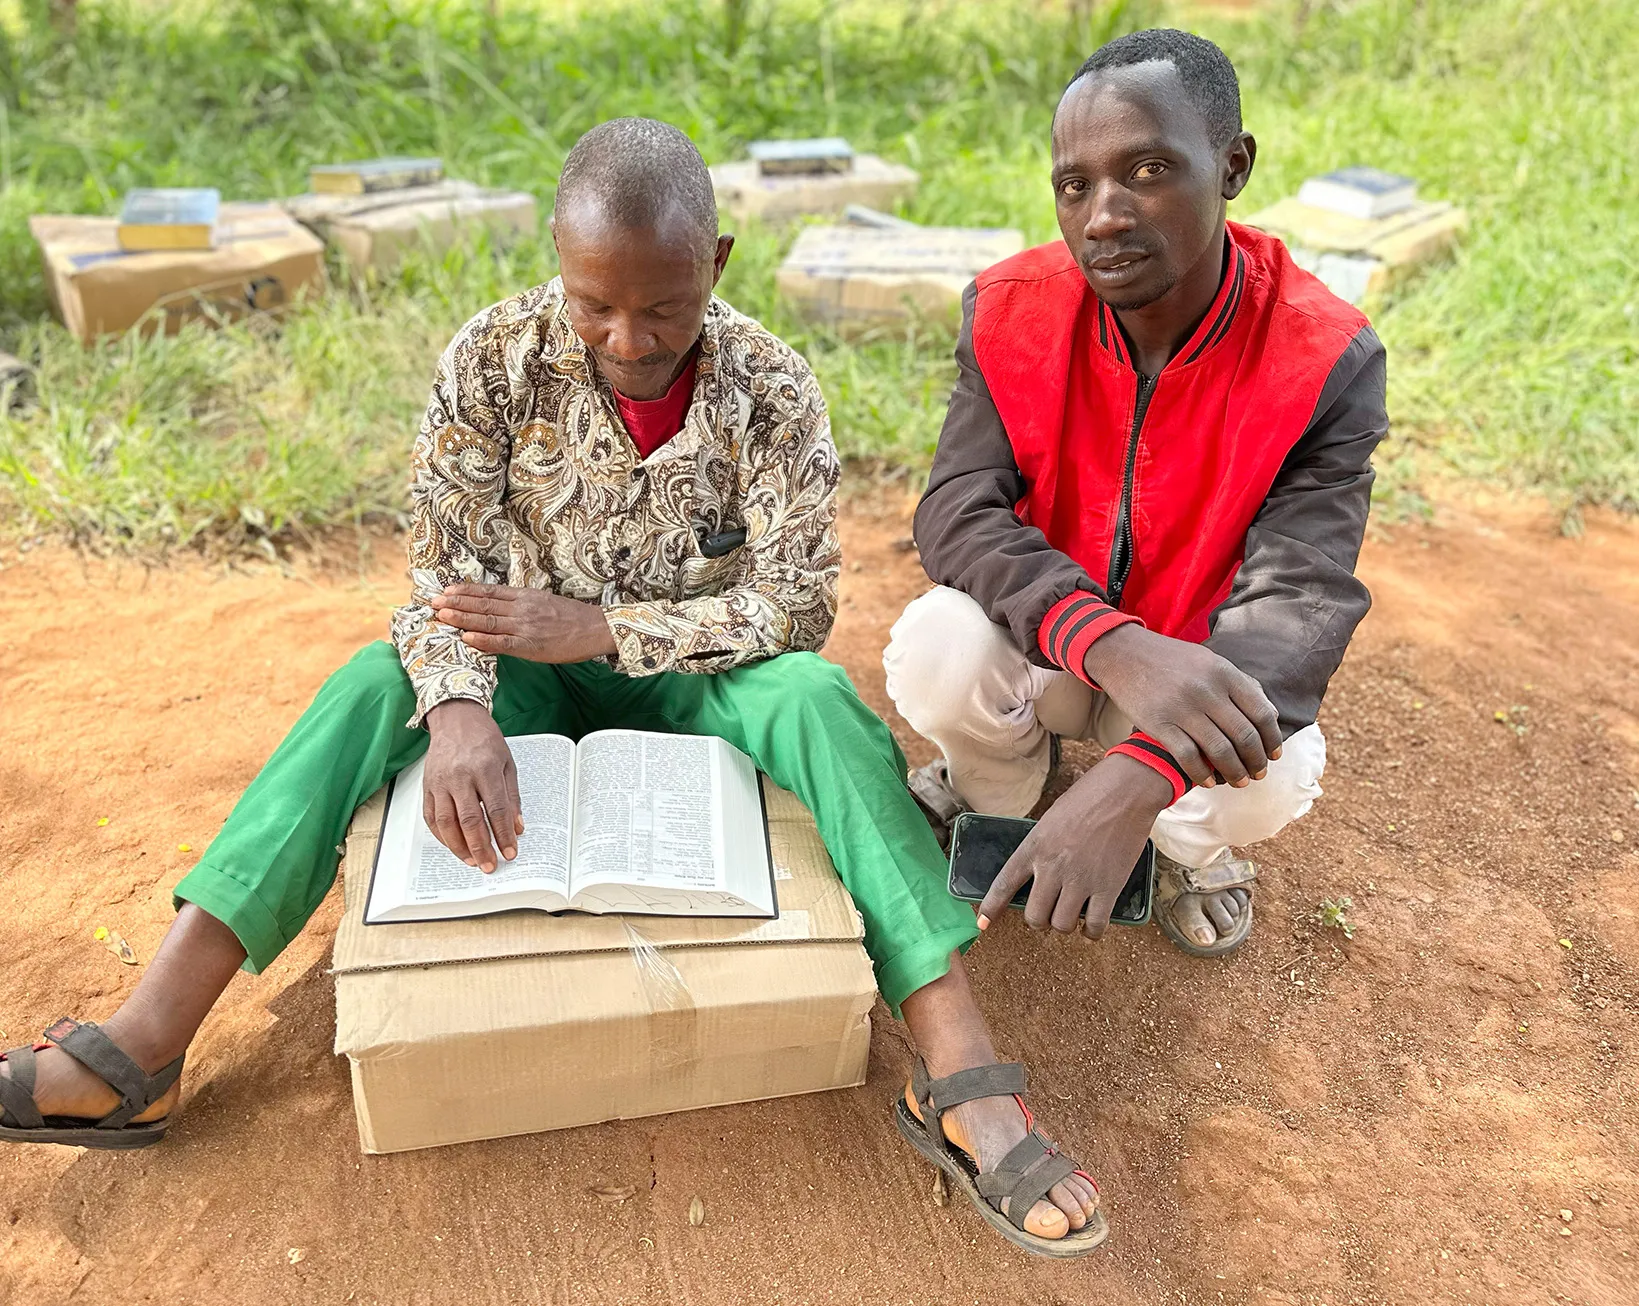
[1105,373,1156,611]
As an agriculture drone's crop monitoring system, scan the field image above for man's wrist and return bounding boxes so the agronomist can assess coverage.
[426,696,489,733]
[1079,620,1146,687]
[1098,749,1178,814]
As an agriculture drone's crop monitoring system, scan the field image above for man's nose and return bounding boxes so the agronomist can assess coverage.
[603,317,659,362]
[1083,179,1137,243]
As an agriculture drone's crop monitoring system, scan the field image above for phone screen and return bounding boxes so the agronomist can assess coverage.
[947,813,1154,925]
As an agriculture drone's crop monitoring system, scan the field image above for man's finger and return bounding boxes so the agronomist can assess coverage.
[1049,881,1091,934]
[1229,678,1283,768]
[1080,874,1126,941]
[442,583,527,602]
[1190,714,1250,786]
[1207,702,1270,781]
[456,794,498,873]
[479,765,519,862]
[1153,726,1214,787]
[460,631,522,654]
[504,754,525,840]
[431,789,471,865]
[977,845,1036,927]
[1020,871,1058,932]
[435,595,514,620]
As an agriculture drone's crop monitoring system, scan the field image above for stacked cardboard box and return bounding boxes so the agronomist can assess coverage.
[281,180,538,276]
[29,203,325,344]
[777,222,1024,331]
[1242,195,1466,304]
[333,779,877,1154]
[710,153,919,224]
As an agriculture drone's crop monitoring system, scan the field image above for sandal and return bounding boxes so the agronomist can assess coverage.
[894,1058,1109,1258]
[0,1018,183,1150]
[1153,853,1259,957]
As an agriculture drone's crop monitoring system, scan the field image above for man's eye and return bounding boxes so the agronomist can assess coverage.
[1057,178,1087,198]
[1134,162,1167,180]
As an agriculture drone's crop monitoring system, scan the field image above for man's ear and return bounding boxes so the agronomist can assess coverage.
[1222,132,1256,202]
[549,213,560,258]
[711,233,735,286]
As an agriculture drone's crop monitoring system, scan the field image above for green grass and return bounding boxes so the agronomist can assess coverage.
[0,0,1634,551]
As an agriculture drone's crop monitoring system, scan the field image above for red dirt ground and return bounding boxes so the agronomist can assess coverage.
[1,488,1635,1305]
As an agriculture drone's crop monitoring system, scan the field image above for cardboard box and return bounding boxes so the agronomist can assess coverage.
[710,153,919,224]
[29,204,324,344]
[1242,197,1467,303]
[777,223,1025,330]
[332,778,877,1154]
[281,180,537,275]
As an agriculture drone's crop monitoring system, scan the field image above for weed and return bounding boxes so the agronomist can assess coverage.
[1318,896,1356,940]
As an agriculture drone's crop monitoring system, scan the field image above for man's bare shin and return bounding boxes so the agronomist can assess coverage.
[99,904,247,1070]
[899,953,997,1077]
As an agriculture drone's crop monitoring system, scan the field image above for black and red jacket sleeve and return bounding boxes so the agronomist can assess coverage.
[1203,325,1387,736]
[913,282,1137,679]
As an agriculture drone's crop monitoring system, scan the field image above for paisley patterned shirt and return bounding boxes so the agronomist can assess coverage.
[389,279,841,726]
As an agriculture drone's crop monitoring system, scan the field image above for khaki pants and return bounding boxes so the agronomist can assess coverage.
[884,587,1327,869]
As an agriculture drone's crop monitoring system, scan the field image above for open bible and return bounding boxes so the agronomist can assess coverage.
[363,730,777,924]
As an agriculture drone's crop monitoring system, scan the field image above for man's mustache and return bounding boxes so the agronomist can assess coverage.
[594,347,674,369]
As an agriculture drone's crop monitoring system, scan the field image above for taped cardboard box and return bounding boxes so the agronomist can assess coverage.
[333,779,876,1154]
[710,153,918,224]
[281,180,537,274]
[29,204,324,344]
[777,224,1025,330]
[1241,197,1467,303]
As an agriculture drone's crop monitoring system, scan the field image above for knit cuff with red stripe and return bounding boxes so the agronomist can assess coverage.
[1037,590,1142,685]
[1106,732,1192,804]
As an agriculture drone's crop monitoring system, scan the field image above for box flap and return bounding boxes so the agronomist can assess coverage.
[331,777,865,975]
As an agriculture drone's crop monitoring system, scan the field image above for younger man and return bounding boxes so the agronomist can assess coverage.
[888,30,1388,953]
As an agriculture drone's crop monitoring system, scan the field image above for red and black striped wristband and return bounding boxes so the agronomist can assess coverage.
[1037,591,1141,685]
[1106,731,1192,804]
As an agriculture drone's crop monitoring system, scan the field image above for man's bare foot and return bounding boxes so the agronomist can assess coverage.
[903,1075,1100,1238]
[1,1025,180,1125]
[1168,885,1250,948]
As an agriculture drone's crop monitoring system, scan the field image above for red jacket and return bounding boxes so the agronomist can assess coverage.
[914,223,1388,798]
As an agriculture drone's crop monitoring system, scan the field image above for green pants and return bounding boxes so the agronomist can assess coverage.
[175,642,977,1016]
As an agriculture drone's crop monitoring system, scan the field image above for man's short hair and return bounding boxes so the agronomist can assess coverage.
[1068,29,1242,149]
[554,117,719,255]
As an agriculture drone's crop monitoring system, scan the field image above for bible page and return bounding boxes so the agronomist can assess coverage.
[568,731,774,917]
[365,732,576,922]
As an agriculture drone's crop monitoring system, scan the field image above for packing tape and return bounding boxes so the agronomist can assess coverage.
[622,921,701,1073]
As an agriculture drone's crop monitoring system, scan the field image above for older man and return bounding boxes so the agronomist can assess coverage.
[3,119,1105,1257]
[888,30,1387,953]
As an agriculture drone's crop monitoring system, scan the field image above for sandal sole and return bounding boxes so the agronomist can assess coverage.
[0,1118,169,1150]
[893,1098,1109,1258]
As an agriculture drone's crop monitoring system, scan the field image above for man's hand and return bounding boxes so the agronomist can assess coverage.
[977,754,1174,937]
[433,584,619,663]
[423,699,523,874]
[1082,624,1282,788]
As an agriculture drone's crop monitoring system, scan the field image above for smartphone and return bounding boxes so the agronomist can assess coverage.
[947,812,1154,926]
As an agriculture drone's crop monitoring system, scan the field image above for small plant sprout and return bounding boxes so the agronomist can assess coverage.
[1319,897,1356,940]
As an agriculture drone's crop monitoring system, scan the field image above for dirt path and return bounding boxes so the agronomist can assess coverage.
[1,490,1635,1306]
